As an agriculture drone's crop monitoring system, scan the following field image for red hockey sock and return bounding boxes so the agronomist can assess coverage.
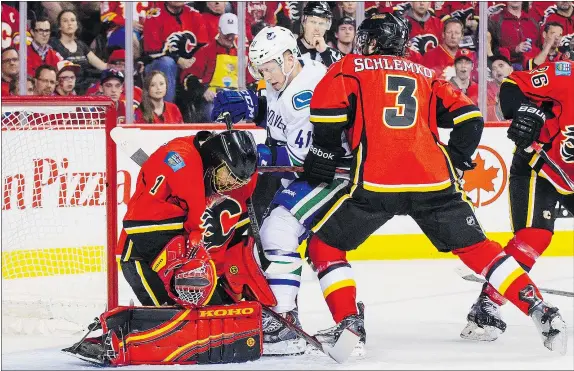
[453,239,543,315]
[308,235,357,323]
[506,228,552,271]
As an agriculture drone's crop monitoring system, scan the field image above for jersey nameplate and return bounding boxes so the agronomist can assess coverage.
[164,151,185,172]
[292,90,313,110]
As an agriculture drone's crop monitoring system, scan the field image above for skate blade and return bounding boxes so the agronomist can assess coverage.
[305,342,365,357]
[324,329,360,364]
[544,317,568,355]
[263,338,307,356]
[460,322,501,342]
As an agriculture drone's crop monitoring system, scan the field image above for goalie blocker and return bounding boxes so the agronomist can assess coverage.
[63,301,263,366]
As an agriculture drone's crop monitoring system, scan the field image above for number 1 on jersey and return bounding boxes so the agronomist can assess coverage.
[383,75,418,129]
[149,175,165,195]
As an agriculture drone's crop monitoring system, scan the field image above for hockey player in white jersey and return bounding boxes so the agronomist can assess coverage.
[211,26,351,356]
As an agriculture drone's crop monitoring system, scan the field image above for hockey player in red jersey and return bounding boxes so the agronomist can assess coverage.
[461,60,574,344]
[63,129,278,365]
[302,13,568,360]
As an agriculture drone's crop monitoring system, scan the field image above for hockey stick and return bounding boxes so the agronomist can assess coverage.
[258,166,349,174]
[528,142,574,191]
[455,266,574,297]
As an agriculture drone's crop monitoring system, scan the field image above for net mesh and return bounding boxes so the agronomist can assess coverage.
[1,103,111,334]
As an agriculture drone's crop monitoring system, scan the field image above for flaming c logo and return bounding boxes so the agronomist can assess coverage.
[462,145,507,207]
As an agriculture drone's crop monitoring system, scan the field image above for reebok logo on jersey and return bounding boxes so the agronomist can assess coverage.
[309,145,334,160]
[292,90,313,110]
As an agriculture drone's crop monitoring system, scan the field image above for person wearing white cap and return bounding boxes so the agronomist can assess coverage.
[179,12,255,122]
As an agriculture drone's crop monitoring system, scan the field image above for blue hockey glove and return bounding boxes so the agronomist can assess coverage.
[211,90,259,124]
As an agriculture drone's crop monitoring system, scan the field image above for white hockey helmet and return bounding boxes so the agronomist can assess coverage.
[248,26,300,81]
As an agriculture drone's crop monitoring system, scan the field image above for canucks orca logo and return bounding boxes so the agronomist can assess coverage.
[409,34,439,55]
[560,125,574,163]
[200,196,242,249]
[292,90,313,110]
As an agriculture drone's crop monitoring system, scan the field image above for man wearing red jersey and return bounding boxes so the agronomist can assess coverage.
[1,47,19,96]
[1,3,19,49]
[27,17,63,77]
[422,18,466,79]
[449,49,478,104]
[403,1,443,55]
[64,129,275,366]
[461,61,573,346]
[143,2,208,103]
[523,22,568,70]
[543,1,573,45]
[302,13,568,360]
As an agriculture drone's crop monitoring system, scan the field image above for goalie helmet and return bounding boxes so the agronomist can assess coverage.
[355,13,409,57]
[198,130,257,194]
[248,26,299,83]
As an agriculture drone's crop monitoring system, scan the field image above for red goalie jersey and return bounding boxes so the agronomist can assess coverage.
[504,61,574,194]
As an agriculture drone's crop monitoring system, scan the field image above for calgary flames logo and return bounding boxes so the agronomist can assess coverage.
[560,125,574,163]
[409,34,439,55]
[462,145,507,207]
[200,196,242,249]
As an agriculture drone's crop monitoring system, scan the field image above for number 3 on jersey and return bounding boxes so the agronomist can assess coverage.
[383,75,418,129]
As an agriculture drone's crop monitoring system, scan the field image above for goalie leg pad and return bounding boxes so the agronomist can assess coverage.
[90,302,262,366]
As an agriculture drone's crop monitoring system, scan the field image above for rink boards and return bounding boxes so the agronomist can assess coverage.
[2,123,572,279]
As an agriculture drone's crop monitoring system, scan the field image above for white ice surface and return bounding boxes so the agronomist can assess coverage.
[2,258,573,370]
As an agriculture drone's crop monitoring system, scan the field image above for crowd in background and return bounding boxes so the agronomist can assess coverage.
[1,1,573,124]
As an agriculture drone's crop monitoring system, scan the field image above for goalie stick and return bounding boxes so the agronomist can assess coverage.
[455,266,574,297]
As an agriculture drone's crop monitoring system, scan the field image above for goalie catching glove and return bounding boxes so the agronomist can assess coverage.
[507,102,545,149]
[152,235,217,307]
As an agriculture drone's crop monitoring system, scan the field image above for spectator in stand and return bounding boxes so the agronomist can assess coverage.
[142,1,208,103]
[98,68,130,124]
[135,70,183,124]
[487,51,514,121]
[49,10,108,95]
[244,1,291,41]
[543,2,574,44]
[202,2,227,41]
[100,1,152,58]
[180,13,253,123]
[54,60,80,96]
[2,3,20,49]
[331,16,355,55]
[9,76,35,96]
[422,18,465,80]
[2,47,19,96]
[449,49,478,104]
[523,22,566,69]
[27,17,64,77]
[330,2,357,45]
[529,1,559,23]
[33,64,58,96]
[488,1,540,65]
[403,1,443,56]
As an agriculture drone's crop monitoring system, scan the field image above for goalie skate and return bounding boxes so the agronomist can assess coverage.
[460,292,506,342]
[262,307,307,356]
[307,302,366,359]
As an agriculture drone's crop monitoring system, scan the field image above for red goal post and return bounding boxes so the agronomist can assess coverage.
[1,96,118,333]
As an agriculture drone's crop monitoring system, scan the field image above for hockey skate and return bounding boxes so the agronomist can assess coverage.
[309,302,366,359]
[460,291,507,342]
[262,307,307,356]
[521,285,568,355]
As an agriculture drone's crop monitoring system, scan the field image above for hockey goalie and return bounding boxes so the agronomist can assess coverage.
[62,129,278,366]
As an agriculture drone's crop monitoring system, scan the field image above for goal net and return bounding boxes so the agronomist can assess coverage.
[1,97,118,335]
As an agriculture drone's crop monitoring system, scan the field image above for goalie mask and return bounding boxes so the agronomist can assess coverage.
[197,130,257,194]
[355,13,409,57]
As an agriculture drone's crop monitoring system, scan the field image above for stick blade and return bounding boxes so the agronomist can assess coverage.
[324,328,361,364]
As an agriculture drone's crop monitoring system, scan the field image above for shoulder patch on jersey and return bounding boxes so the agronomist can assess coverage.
[555,62,571,76]
[164,151,185,172]
[292,90,313,110]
